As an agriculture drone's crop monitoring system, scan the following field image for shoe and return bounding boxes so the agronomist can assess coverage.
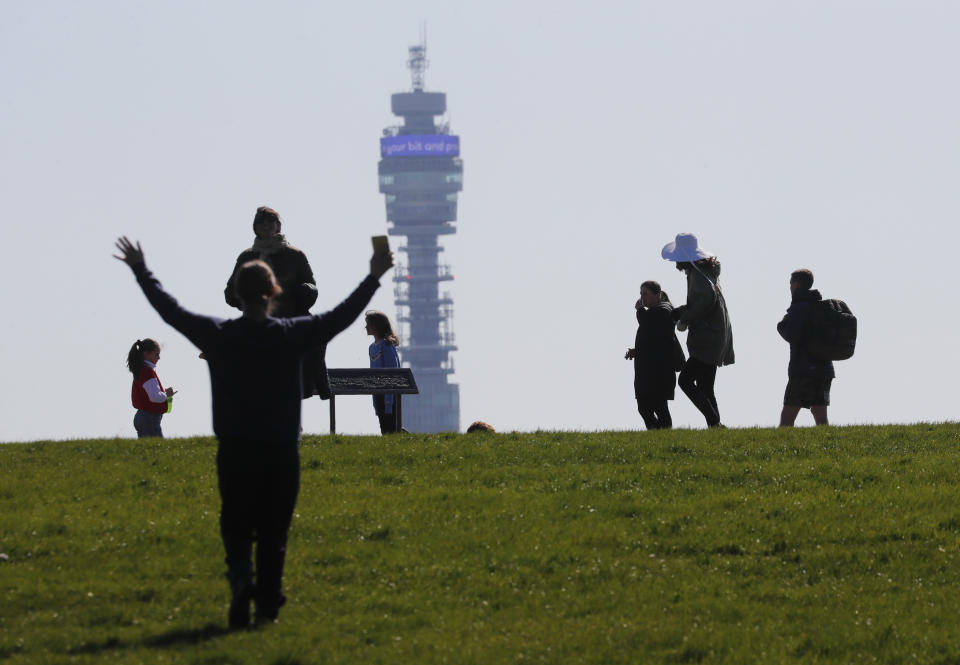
[228,579,255,630]
[254,593,286,626]
[254,613,278,627]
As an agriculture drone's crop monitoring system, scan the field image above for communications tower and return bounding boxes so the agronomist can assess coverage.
[377,38,462,432]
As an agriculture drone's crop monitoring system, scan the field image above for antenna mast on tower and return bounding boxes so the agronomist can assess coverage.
[407,24,428,92]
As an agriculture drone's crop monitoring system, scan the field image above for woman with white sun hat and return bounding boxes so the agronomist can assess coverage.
[661,233,735,428]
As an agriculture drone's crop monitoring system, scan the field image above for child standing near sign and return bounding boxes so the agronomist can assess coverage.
[126,338,176,438]
[365,310,401,434]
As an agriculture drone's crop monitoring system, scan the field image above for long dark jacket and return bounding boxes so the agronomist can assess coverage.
[777,288,835,379]
[675,261,735,367]
[225,244,332,398]
[634,301,685,401]
[225,245,318,318]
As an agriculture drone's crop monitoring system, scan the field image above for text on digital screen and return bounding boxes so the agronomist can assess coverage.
[381,134,460,157]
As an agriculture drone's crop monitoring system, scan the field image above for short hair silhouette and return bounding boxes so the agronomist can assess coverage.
[253,206,282,232]
[640,280,671,304]
[466,421,496,433]
[790,269,814,291]
[235,260,282,310]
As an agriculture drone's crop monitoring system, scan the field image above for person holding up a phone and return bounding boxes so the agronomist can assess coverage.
[115,234,393,629]
[372,234,390,256]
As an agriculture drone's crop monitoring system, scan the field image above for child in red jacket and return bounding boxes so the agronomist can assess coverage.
[127,338,176,438]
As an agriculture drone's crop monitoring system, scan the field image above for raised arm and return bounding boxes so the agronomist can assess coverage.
[307,247,394,343]
[113,236,145,267]
[114,237,222,350]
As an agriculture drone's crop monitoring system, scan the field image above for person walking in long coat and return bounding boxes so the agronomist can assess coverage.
[661,233,735,428]
[625,280,685,430]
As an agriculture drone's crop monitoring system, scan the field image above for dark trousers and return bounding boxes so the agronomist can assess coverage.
[301,344,330,400]
[216,440,299,616]
[373,395,398,434]
[133,410,163,438]
[678,357,721,427]
[636,398,672,430]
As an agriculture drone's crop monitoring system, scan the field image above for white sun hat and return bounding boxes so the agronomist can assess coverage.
[661,233,714,263]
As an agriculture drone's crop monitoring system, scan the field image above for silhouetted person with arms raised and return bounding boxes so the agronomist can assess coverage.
[778,268,833,426]
[661,233,735,428]
[115,235,393,629]
[624,280,685,430]
[224,206,331,400]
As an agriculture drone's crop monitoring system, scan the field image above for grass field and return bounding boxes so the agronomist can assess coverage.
[2,424,960,664]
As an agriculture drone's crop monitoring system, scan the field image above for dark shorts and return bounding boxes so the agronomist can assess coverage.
[783,376,832,408]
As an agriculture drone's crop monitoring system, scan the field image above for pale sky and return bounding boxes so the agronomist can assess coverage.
[2,1,958,441]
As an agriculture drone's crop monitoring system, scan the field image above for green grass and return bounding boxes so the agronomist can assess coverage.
[3,424,960,664]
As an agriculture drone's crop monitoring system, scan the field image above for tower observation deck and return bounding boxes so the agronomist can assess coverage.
[378,40,462,432]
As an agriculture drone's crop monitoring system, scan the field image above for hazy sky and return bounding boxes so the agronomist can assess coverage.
[2,1,958,441]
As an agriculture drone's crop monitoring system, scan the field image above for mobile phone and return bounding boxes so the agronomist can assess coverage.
[372,235,390,254]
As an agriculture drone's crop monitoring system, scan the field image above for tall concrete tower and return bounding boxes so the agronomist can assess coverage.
[377,39,462,432]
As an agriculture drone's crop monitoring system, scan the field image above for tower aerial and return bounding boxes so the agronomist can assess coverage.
[377,39,462,433]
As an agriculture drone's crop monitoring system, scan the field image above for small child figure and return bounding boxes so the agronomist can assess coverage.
[365,310,400,434]
[126,338,176,438]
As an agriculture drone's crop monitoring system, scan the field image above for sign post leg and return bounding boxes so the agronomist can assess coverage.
[396,393,402,432]
[329,395,336,435]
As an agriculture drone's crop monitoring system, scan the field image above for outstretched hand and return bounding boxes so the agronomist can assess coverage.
[369,249,395,280]
[113,236,145,268]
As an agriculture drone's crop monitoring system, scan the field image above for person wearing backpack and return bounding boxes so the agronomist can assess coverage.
[777,269,834,426]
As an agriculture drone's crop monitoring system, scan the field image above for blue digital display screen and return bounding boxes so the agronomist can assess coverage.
[380,134,460,157]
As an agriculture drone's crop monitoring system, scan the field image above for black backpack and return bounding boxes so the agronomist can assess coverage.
[805,298,857,361]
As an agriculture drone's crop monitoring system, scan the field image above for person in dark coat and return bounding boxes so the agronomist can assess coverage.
[624,280,685,430]
[115,235,393,629]
[777,268,834,426]
[661,233,735,428]
[224,206,331,399]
